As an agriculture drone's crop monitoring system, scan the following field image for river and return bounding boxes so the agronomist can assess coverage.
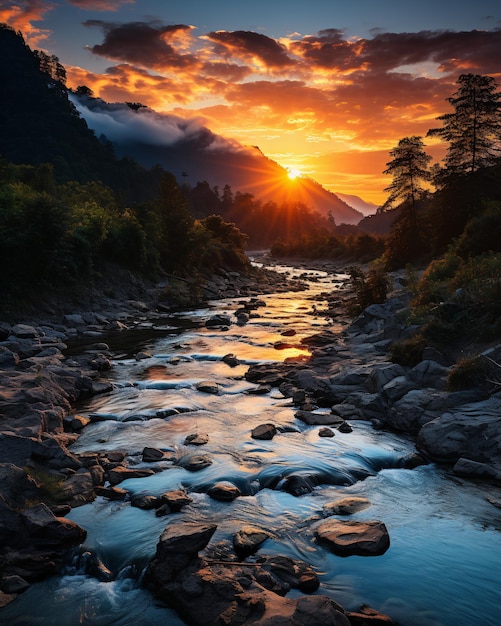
[2,261,501,626]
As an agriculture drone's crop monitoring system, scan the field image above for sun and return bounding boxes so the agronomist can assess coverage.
[287,167,302,180]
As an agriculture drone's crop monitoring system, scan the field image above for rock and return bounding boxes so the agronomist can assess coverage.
[258,555,320,594]
[107,466,156,485]
[178,454,213,472]
[251,423,277,440]
[337,421,353,433]
[90,381,113,395]
[347,604,398,625]
[131,494,162,509]
[282,473,318,496]
[135,351,152,360]
[382,376,417,403]
[366,363,406,393]
[407,360,450,389]
[142,447,166,462]
[247,384,272,395]
[416,395,501,464]
[21,503,87,548]
[323,497,371,516]
[295,410,345,426]
[63,414,91,432]
[147,521,217,580]
[207,481,241,501]
[58,468,95,506]
[452,458,501,480]
[233,525,271,558]
[222,353,239,367]
[1,575,30,594]
[319,427,335,437]
[11,324,40,339]
[160,490,192,512]
[205,314,231,328]
[386,389,441,434]
[184,433,209,446]
[94,486,128,500]
[196,381,219,394]
[315,519,390,556]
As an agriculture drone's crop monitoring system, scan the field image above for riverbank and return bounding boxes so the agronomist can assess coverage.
[1,257,500,622]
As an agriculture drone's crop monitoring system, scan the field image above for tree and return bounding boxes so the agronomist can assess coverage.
[382,136,432,268]
[427,74,501,178]
[382,136,431,213]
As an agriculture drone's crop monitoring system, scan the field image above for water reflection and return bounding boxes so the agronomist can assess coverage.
[3,262,501,626]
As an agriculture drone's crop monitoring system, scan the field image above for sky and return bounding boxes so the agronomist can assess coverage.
[1,0,501,204]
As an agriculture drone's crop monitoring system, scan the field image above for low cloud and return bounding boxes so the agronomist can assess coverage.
[70,92,250,155]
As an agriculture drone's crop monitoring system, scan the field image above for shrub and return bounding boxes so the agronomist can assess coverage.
[348,260,390,313]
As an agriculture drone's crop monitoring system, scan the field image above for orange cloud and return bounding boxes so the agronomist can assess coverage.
[0,0,52,45]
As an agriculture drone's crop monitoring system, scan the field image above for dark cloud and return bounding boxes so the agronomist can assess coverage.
[67,0,134,10]
[205,30,295,68]
[84,20,198,69]
[290,27,501,75]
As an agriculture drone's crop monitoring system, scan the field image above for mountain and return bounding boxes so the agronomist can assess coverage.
[71,94,363,225]
[337,193,378,216]
[0,25,163,201]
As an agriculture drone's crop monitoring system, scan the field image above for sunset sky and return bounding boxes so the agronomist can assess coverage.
[2,0,501,204]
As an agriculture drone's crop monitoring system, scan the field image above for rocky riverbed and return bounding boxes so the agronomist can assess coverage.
[1,258,500,624]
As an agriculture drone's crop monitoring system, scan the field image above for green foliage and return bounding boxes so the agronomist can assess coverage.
[348,260,390,313]
[454,201,501,258]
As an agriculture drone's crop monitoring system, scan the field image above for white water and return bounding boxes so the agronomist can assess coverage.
[2,263,501,626]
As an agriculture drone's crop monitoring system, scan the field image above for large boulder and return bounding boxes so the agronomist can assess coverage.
[416,395,501,465]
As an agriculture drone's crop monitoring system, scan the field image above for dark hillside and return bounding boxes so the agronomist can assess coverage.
[0,25,163,201]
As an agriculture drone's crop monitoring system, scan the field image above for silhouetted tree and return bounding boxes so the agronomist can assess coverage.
[427,74,501,180]
[382,137,432,268]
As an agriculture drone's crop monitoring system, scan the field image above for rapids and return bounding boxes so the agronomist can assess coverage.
[2,262,500,626]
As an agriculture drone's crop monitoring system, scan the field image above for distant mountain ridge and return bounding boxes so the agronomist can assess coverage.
[337,193,378,216]
[71,94,363,225]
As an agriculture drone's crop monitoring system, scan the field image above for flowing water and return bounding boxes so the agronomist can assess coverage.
[2,262,501,626]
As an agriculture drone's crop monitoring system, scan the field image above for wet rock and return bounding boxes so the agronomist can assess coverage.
[107,466,156,485]
[135,351,152,360]
[11,324,40,339]
[131,494,162,510]
[196,380,219,394]
[160,490,192,512]
[251,423,277,440]
[323,497,371,516]
[247,384,272,395]
[58,468,95,506]
[205,314,231,328]
[90,381,113,395]
[233,525,271,558]
[142,447,166,462]
[178,454,213,472]
[259,555,320,594]
[319,427,335,437]
[316,519,390,556]
[282,473,318,496]
[401,452,428,469]
[207,481,241,501]
[347,604,398,625]
[63,414,91,432]
[222,353,239,367]
[94,486,128,500]
[281,329,297,337]
[295,410,345,426]
[337,421,353,433]
[184,433,209,446]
